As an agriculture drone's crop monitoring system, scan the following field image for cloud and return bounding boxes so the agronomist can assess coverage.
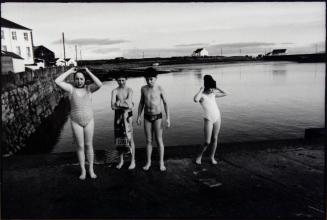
[175,43,210,48]
[52,38,129,46]
[280,42,294,45]
[92,48,121,54]
[210,42,276,49]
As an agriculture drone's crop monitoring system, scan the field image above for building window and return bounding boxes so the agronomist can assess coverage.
[16,46,21,56]
[2,45,7,51]
[1,30,4,39]
[24,32,29,41]
[26,47,31,58]
[12,31,17,40]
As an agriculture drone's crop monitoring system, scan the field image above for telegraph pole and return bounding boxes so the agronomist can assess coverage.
[75,45,78,61]
[62,33,66,61]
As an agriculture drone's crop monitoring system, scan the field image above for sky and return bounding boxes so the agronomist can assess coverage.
[1,2,325,60]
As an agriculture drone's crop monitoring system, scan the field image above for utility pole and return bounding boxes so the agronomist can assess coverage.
[80,49,82,60]
[221,48,222,56]
[62,33,66,62]
[75,45,78,61]
[240,49,242,56]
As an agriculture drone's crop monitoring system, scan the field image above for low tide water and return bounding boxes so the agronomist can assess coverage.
[51,61,324,153]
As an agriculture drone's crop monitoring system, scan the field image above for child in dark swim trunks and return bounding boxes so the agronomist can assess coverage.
[111,75,136,170]
[137,68,170,171]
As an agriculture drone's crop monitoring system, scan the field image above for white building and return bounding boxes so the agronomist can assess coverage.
[1,51,25,73]
[192,48,209,57]
[266,49,287,56]
[55,58,66,66]
[65,58,77,67]
[1,18,34,65]
[54,58,77,67]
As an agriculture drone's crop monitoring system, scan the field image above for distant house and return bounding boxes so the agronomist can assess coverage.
[1,50,25,73]
[54,58,77,67]
[33,45,55,66]
[266,49,287,56]
[192,48,209,57]
[55,58,66,66]
[1,18,34,65]
[65,58,77,67]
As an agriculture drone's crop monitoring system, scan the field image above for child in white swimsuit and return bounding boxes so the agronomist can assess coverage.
[200,92,221,123]
[193,74,227,165]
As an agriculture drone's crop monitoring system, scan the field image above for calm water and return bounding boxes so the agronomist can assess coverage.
[52,61,325,153]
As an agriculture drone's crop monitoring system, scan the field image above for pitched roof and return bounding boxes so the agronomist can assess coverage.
[33,45,53,53]
[1,18,31,30]
[272,49,287,53]
[55,58,65,62]
[194,48,204,53]
[1,50,24,59]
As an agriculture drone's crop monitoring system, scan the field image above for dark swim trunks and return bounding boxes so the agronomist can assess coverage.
[144,113,162,122]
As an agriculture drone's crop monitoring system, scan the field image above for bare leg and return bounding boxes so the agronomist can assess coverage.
[210,119,221,164]
[128,117,136,170]
[154,119,166,171]
[84,119,97,179]
[116,154,124,169]
[71,120,86,180]
[143,119,153,171]
[195,118,213,165]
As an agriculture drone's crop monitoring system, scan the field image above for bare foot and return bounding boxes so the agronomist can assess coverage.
[89,171,97,179]
[210,158,218,165]
[143,163,151,171]
[195,156,202,165]
[79,170,86,180]
[128,161,136,170]
[116,161,124,169]
[160,164,166,171]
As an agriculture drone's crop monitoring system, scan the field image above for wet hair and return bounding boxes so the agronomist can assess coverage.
[204,74,216,91]
[74,69,87,80]
[73,69,91,87]
[115,71,128,80]
[144,67,158,78]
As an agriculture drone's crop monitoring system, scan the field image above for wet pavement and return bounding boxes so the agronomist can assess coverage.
[2,139,325,219]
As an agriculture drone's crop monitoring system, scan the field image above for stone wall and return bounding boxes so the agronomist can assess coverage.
[1,66,70,156]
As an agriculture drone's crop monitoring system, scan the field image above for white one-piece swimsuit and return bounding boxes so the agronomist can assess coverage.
[200,93,221,123]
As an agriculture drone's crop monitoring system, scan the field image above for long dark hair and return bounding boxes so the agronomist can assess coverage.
[74,68,91,86]
[203,74,216,92]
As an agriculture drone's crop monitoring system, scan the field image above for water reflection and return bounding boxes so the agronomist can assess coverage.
[272,70,286,75]
[19,98,70,154]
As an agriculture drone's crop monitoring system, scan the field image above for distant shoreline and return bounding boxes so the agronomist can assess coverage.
[78,53,325,80]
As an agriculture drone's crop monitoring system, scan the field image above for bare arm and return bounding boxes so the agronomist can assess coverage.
[54,67,75,93]
[193,87,204,103]
[137,88,145,125]
[125,88,134,109]
[160,86,170,127]
[85,67,103,93]
[214,87,228,98]
[111,89,118,110]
